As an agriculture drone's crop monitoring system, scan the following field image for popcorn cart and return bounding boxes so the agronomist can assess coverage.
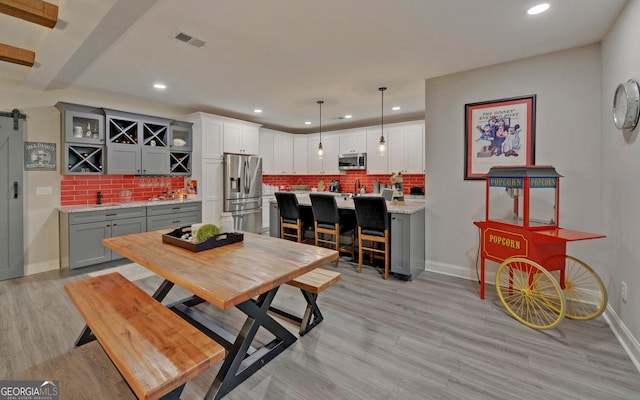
[474,166,607,329]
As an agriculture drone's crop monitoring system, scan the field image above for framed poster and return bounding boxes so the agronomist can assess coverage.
[24,142,56,171]
[464,95,536,180]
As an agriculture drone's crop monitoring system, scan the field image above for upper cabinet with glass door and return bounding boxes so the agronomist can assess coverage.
[56,102,105,145]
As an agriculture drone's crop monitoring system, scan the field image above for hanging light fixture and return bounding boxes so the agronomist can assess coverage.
[317,100,324,159]
[378,87,387,156]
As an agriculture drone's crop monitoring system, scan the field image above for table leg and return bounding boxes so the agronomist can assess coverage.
[480,257,485,300]
[204,287,297,400]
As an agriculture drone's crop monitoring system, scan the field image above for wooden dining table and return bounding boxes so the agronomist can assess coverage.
[100,230,338,400]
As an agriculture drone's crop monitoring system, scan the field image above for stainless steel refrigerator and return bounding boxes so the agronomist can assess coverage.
[223,154,262,233]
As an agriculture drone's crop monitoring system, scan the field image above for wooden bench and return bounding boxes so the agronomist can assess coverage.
[269,268,342,336]
[64,272,226,400]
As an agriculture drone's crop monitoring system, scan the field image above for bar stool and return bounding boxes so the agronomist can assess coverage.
[275,192,313,242]
[353,196,390,280]
[309,193,356,268]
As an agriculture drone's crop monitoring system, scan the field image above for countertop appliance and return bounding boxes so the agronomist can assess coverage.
[329,180,340,192]
[223,154,262,233]
[410,186,425,195]
[338,153,366,170]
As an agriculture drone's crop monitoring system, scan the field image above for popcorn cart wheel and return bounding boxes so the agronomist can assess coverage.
[541,254,607,320]
[495,257,566,329]
[474,166,608,330]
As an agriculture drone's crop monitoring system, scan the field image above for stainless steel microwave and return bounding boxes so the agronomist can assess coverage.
[338,153,367,170]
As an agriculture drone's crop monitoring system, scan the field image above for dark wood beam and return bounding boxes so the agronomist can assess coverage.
[0,0,58,29]
[0,42,35,66]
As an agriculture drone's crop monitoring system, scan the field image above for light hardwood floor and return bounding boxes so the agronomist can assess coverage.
[1,258,638,400]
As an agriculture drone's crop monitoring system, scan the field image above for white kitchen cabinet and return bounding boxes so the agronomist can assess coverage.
[306,133,340,174]
[273,132,294,174]
[259,130,274,174]
[388,122,424,174]
[366,128,388,174]
[187,112,228,225]
[223,122,260,155]
[293,135,307,175]
[339,129,367,154]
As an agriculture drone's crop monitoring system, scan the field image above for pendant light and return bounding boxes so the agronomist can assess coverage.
[378,87,387,156]
[317,100,324,159]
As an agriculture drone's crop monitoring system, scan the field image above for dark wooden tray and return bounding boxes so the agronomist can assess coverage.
[162,226,244,252]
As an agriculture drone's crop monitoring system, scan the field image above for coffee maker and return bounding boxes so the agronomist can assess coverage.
[329,180,340,192]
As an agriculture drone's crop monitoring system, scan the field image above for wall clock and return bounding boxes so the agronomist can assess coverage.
[613,79,640,130]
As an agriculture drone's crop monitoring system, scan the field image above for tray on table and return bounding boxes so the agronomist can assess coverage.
[162,226,244,252]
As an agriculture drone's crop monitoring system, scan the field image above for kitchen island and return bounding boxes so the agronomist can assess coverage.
[270,194,425,280]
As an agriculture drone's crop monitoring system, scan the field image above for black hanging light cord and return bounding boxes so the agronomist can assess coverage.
[317,100,324,155]
[379,87,387,148]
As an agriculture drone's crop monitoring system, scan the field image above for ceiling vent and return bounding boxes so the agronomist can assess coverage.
[174,32,206,48]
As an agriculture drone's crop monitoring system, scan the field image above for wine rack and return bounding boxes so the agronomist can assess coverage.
[170,152,191,175]
[107,118,139,145]
[65,144,104,174]
[142,122,168,147]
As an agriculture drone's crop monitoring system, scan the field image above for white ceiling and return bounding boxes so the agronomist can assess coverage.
[0,0,627,133]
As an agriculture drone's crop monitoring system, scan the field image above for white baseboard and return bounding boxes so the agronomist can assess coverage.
[426,259,640,374]
[25,260,59,276]
[426,260,477,280]
[602,305,640,373]
[425,259,497,286]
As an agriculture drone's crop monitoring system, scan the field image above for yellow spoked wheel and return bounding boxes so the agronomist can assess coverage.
[496,258,566,329]
[544,255,607,320]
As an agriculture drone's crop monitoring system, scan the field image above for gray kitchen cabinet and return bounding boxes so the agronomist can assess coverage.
[104,109,171,175]
[169,120,193,175]
[390,208,425,280]
[146,202,201,231]
[56,102,106,175]
[59,207,146,270]
[269,202,280,237]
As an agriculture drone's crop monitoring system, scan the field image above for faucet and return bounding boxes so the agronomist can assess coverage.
[354,178,361,195]
[96,191,103,204]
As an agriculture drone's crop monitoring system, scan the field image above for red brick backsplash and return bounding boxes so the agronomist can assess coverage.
[61,175,186,206]
[263,170,425,194]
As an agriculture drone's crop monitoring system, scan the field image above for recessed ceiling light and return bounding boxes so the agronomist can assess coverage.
[153,83,166,90]
[304,121,311,125]
[344,115,352,119]
[392,106,401,111]
[254,109,262,113]
[527,3,550,15]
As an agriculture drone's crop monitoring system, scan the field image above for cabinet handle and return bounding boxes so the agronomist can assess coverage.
[13,181,18,199]
[106,213,116,216]
[172,220,181,223]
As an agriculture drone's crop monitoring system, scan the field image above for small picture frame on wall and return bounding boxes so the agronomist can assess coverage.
[24,142,56,171]
[464,95,536,180]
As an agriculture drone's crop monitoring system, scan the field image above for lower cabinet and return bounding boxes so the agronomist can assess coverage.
[60,207,147,269]
[390,209,425,280]
[60,201,202,270]
[146,202,202,231]
[269,202,280,237]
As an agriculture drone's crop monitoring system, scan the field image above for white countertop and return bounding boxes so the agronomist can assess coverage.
[271,193,425,215]
[59,197,202,213]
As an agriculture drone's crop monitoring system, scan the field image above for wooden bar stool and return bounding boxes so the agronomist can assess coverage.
[309,193,356,267]
[353,196,390,279]
[275,192,313,242]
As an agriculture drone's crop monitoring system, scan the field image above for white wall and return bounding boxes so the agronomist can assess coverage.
[0,79,192,275]
[424,45,605,292]
[601,0,640,365]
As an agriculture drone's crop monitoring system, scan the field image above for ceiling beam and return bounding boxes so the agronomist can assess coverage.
[0,42,35,66]
[0,0,58,28]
